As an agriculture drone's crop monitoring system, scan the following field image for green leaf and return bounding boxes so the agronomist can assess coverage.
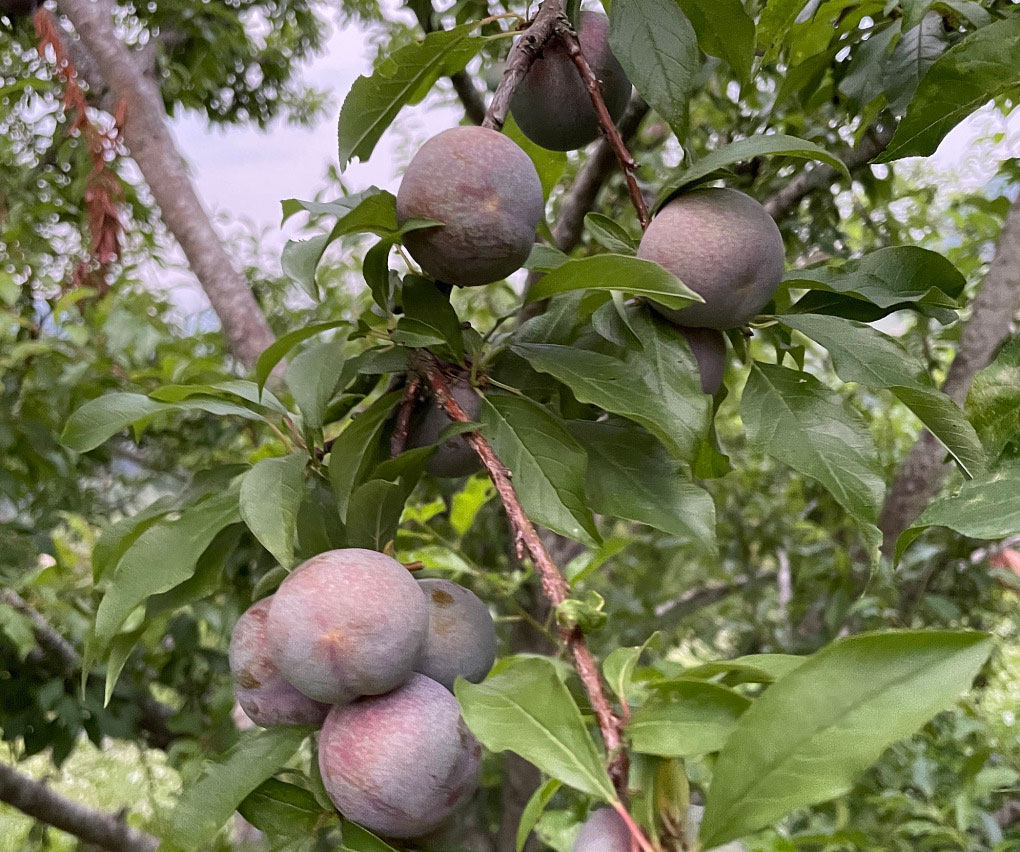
[398,276,464,362]
[513,310,711,462]
[61,393,169,452]
[517,779,562,852]
[883,12,949,113]
[780,314,985,478]
[240,454,308,569]
[879,15,1020,161]
[337,25,486,169]
[345,479,407,551]
[525,254,703,310]
[524,243,572,273]
[608,0,699,136]
[285,334,350,431]
[505,114,568,200]
[455,657,616,800]
[602,633,659,707]
[656,134,849,206]
[677,0,755,83]
[629,680,750,757]
[757,0,810,66]
[699,630,993,847]
[341,819,401,852]
[966,335,1020,464]
[282,234,331,300]
[93,491,241,653]
[255,321,349,395]
[478,394,598,546]
[682,653,806,685]
[741,364,884,548]
[237,779,329,839]
[896,465,1020,562]
[584,214,639,255]
[569,420,716,556]
[329,392,403,521]
[162,726,312,849]
[785,245,965,320]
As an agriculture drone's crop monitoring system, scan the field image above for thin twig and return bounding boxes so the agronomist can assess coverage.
[556,27,649,229]
[390,374,422,456]
[412,351,634,799]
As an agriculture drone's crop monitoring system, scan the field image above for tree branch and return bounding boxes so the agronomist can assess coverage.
[411,1,487,125]
[55,0,275,370]
[879,193,1020,552]
[0,762,158,852]
[654,571,779,626]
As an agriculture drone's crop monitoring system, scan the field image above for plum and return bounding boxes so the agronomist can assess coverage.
[406,376,482,478]
[638,188,785,329]
[415,579,496,690]
[511,12,631,152]
[396,126,544,287]
[680,327,727,395]
[266,549,428,704]
[229,597,329,727]
[318,673,482,838]
[573,807,631,852]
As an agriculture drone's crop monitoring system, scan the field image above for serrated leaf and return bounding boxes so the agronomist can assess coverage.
[878,15,1020,162]
[345,479,407,551]
[741,363,884,548]
[525,254,702,310]
[455,657,616,800]
[608,0,699,136]
[337,25,486,169]
[780,314,985,478]
[478,394,598,546]
[240,454,307,569]
[61,393,169,452]
[282,234,331,300]
[162,726,312,849]
[285,335,350,431]
[883,12,949,113]
[329,392,403,521]
[255,321,349,394]
[699,631,992,846]
[398,276,464,361]
[629,680,750,757]
[656,134,848,206]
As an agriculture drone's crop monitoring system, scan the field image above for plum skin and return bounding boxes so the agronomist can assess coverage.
[573,807,631,852]
[406,376,482,478]
[639,188,785,329]
[266,548,428,704]
[396,126,544,287]
[229,597,330,727]
[511,12,631,151]
[415,579,497,690]
[317,673,482,839]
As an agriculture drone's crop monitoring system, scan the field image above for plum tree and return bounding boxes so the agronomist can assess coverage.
[406,376,481,478]
[510,12,631,151]
[396,126,544,286]
[228,597,329,727]
[318,673,482,838]
[266,548,428,704]
[638,188,785,329]
[415,579,497,690]
[573,808,631,852]
[0,0,39,17]
[681,327,727,395]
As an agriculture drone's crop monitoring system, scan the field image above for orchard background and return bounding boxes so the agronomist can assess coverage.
[2,0,1020,850]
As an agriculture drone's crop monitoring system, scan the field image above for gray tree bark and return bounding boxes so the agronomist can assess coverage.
[55,0,275,370]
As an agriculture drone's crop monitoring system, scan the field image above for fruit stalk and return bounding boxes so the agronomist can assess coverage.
[413,351,638,803]
[390,374,422,456]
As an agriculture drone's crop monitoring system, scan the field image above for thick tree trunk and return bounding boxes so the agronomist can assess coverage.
[56,0,275,369]
[879,194,1020,551]
[0,763,158,852]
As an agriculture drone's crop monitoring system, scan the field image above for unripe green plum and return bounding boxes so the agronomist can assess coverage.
[396,126,544,287]
[638,188,785,329]
[510,12,631,151]
[407,376,482,478]
[266,549,428,704]
[229,597,330,727]
[318,673,482,838]
[573,808,630,852]
[415,579,496,690]
[681,327,727,395]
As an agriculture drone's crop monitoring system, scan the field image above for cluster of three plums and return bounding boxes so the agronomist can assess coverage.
[229,548,497,838]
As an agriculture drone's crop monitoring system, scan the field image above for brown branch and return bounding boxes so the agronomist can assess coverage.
[412,0,487,125]
[880,193,1020,553]
[653,571,779,626]
[412,351,635,799]
[390,374,422,456]
[557,29,649,229]
[0,762,158,852]
[482,0,566,132]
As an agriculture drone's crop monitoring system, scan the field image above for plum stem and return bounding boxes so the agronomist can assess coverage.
[556,27,651,229]
[413,351,641,806]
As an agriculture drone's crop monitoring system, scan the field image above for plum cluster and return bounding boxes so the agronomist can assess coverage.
[394,11,784,397]
[229,548,497,838]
